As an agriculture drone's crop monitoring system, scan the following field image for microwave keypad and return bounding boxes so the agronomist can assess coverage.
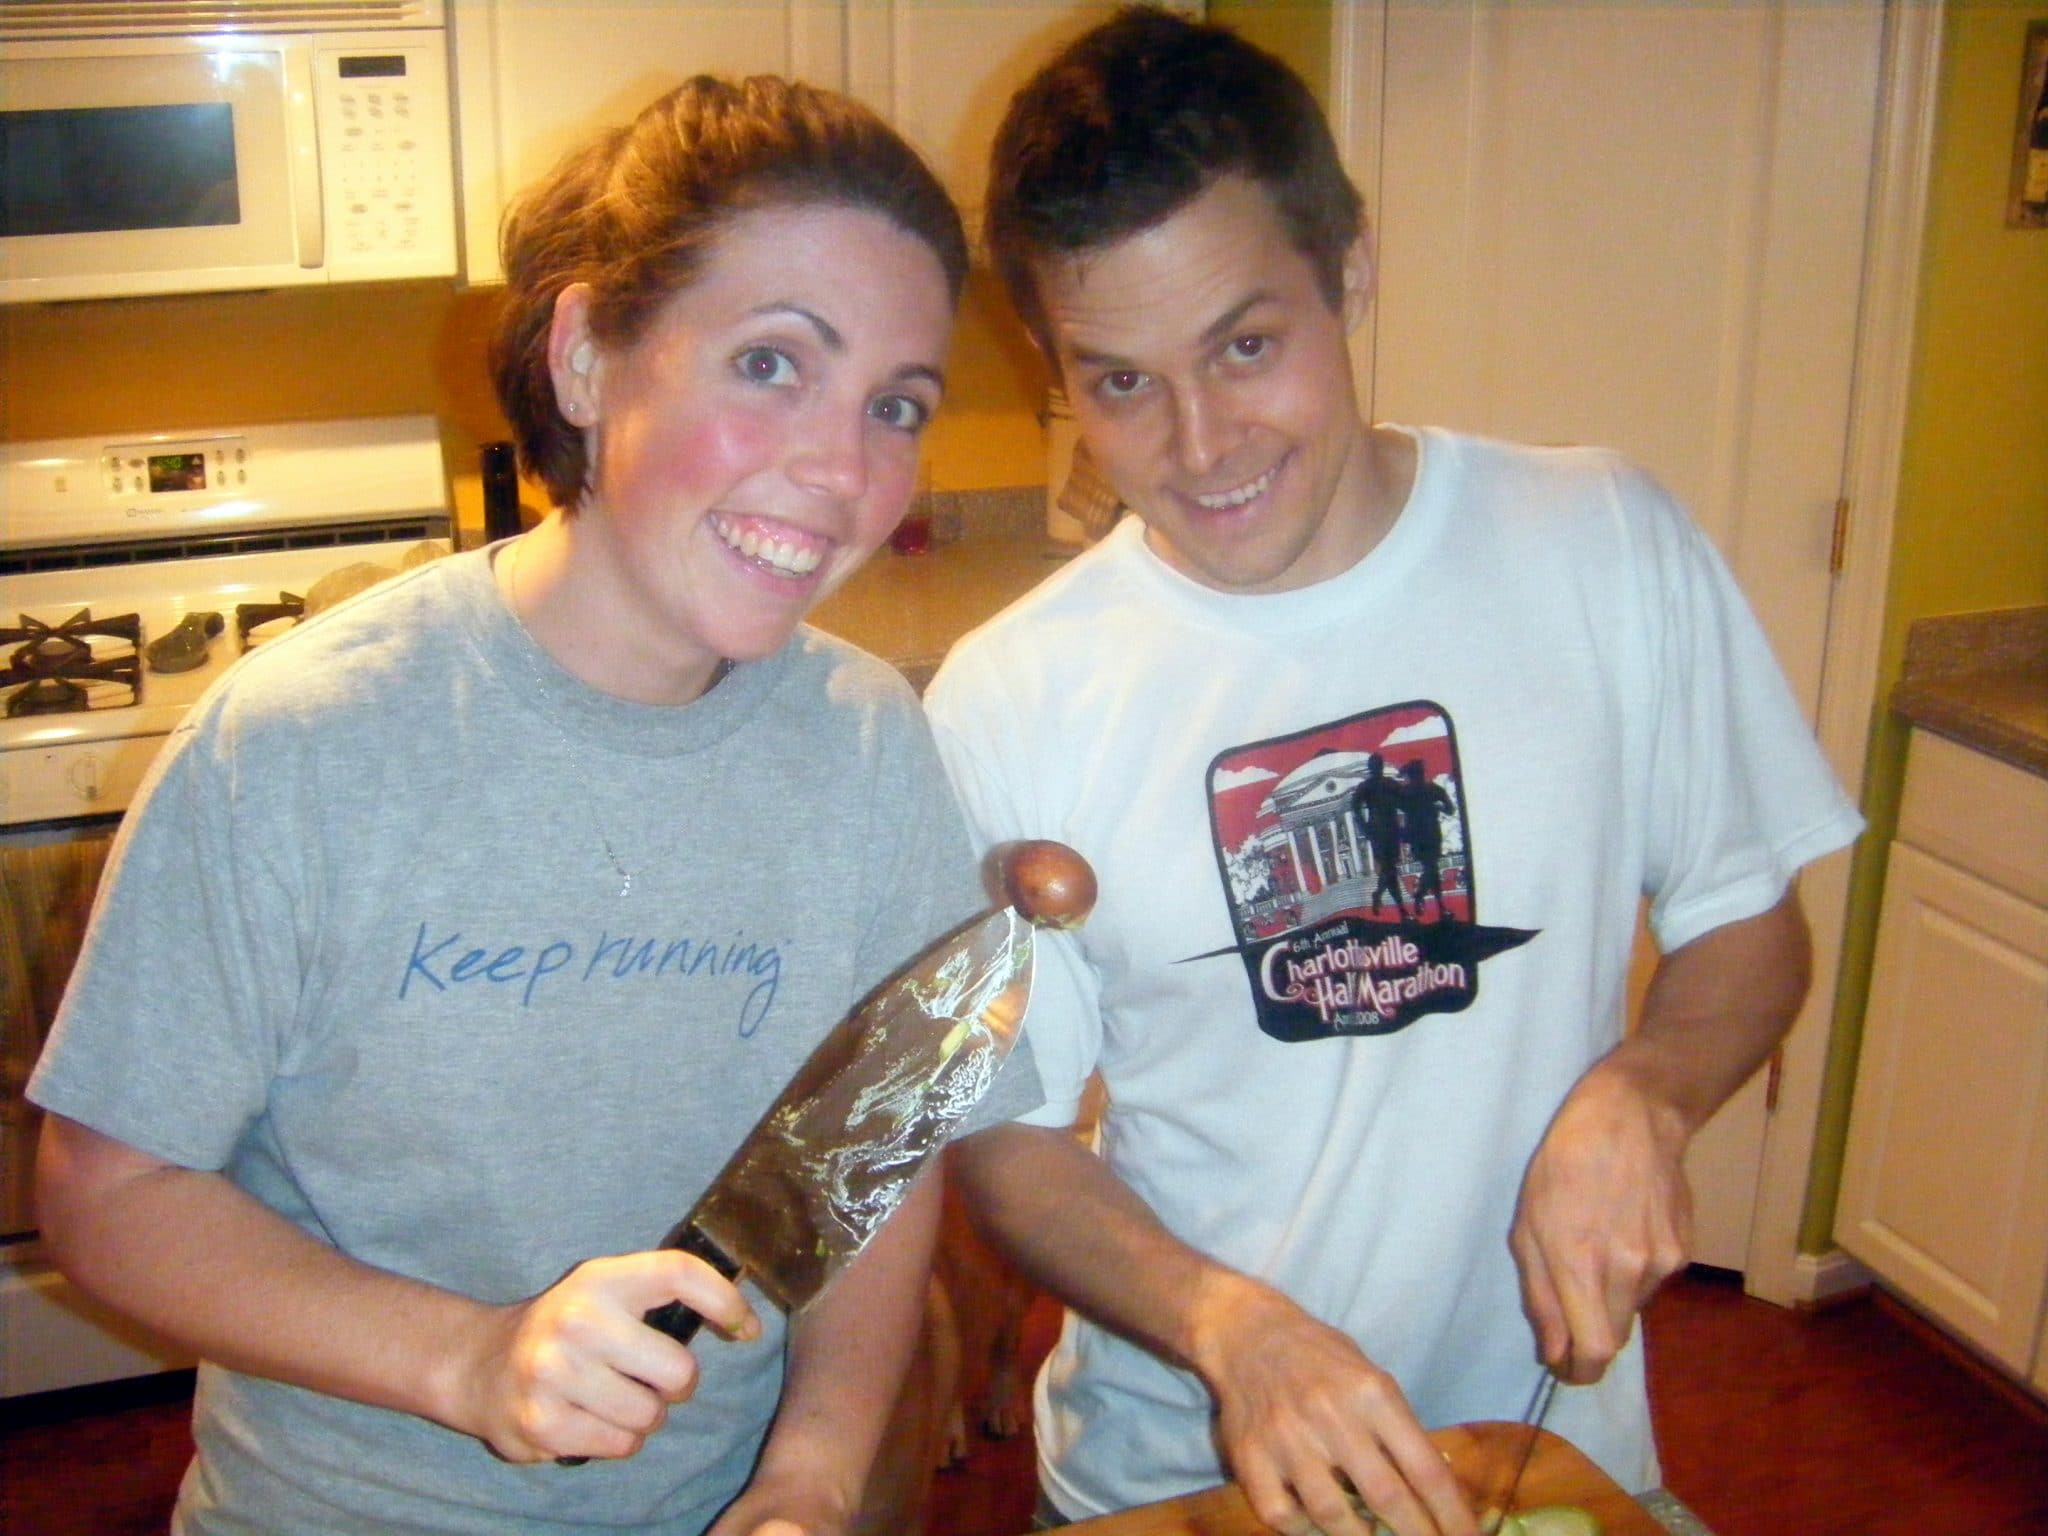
[326,58,435,260]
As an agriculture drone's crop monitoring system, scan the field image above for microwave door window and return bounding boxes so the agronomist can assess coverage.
[0,48,297,292]
[0,103,241,238]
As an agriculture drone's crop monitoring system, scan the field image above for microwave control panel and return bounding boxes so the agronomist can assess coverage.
[315,42,458,278]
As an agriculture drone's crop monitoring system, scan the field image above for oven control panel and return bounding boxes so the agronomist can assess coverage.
[3,415,445,554]
[0,736,159,826]
[101,435,252,501]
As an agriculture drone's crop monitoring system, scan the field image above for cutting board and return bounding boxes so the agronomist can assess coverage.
[1055,1423,1662,1535]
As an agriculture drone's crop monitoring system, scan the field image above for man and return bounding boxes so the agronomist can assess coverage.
[923,11,1862,1536]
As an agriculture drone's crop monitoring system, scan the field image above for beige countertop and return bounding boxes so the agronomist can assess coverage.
[1891,606,2048,779]
[457,479,1079,692]
[808,533,1076,690]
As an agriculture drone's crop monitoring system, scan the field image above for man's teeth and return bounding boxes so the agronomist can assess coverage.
[720,520,823,575]
[1196,465,1279,510]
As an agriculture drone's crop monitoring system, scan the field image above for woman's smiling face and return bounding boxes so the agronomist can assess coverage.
[552,201,953,693]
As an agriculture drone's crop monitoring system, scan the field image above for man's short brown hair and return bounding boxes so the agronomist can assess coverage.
[984,6,1364,352]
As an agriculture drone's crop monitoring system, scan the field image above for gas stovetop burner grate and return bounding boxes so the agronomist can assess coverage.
[0,610,144,717]
[235,594,305,650]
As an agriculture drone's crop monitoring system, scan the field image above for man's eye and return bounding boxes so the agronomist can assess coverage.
[1229,335,1271,362]
[1098,369,1148,400]
[870,394,930,432]
[736,347,798,386]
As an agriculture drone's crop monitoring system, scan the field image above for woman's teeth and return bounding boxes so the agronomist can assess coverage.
[716,518,823,576]
[1195,464,1279,511]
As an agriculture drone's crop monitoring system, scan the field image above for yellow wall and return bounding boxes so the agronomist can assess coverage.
[1802,0,2048,1250]
[0,264,1047,532]
[1211,1,1332,112]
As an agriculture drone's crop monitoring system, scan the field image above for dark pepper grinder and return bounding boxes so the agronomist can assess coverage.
[480,440,523,544]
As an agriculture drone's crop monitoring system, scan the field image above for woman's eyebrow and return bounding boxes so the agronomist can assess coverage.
[753,302,946,392]
[753,302,845,350]
[895,362,946,394]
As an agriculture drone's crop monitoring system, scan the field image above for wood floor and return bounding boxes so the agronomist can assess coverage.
[6,1269,2046,1535]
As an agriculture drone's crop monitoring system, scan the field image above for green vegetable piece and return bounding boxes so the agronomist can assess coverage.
[1515,1507,1602,1536]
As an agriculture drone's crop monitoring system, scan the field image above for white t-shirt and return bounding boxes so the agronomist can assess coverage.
[926,426,1862,1516]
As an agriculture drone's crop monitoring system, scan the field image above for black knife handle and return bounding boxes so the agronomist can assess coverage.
[641,1222,743,1346]
[555,1224,744,1466]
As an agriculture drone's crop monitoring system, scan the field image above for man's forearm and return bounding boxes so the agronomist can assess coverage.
[949,1121,1257,1380]
[1610,888,1812,1133]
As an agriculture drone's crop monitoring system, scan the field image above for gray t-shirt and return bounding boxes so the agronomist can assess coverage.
[30,546,1036,1534]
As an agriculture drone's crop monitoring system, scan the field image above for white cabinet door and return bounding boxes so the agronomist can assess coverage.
[1348,0,1885,1274]
[1836,841,2048,1377]
[2037,1296,2048,1396]
[451,0,847,282]
[843,1,1161,232]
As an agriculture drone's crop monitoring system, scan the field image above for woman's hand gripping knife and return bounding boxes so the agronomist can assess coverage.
[457,1247,761,1463]
[966,842,1480,1536]
[33,1112,760,1466]
[41,1095,925,1534]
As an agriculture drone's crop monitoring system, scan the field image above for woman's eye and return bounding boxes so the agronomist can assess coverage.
[1098,369,1148,400]
[736,346,798,386]
[870,393,930,433]
[1229,335,1271,363]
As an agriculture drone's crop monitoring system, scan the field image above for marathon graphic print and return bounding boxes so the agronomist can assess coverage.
[1187,700,1537,1043]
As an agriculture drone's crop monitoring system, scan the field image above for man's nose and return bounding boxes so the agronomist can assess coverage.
[1170,381,1236,477]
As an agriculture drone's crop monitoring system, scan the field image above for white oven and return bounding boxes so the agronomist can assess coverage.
[0,414,451,1397]
[0,0,456,304]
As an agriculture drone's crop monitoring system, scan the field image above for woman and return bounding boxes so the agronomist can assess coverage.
[30,75,1027,1535]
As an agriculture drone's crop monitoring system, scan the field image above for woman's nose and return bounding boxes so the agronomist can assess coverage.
[787,408,870,501]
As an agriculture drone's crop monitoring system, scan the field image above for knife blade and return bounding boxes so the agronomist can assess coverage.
[644,901,1032,1338]
[1494,1369,1560,1521]
[558,902,1032,1464]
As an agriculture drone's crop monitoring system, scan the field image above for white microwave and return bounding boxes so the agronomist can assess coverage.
[0,0,457,304]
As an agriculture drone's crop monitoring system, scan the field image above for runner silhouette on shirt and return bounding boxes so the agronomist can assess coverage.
[1350,753,1410,920]
[1396,759,1456,922]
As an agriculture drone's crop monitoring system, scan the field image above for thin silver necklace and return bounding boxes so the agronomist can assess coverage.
[503,536,730,898]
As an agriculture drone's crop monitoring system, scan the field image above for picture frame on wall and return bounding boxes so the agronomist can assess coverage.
[2009,19,2048,228]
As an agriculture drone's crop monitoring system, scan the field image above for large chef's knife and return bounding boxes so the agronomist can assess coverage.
[558,901,1033,1462]
[643,901,1032,1338]
[626,900,1031,1326]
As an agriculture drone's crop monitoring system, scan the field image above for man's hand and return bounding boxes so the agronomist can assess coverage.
[1509,1060,1692,1384]
[443,1250,760,1463]
[1194,1273,1480,1536]
[1510,892,1812,1384]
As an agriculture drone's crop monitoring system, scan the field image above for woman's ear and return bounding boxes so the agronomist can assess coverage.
[547,283,601,425]
[1340,228,1377,334]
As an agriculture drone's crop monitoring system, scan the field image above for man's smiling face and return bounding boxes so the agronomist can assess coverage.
[1040,174,1379,595]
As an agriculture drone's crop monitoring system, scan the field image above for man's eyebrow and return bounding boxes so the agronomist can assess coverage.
[1067,342,1134,372]
[1064,291,1279,371]
[1200,291,1276,347]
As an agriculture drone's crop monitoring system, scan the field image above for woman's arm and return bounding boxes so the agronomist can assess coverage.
[36,1112,759,1462]
[710,1168,944,1536]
